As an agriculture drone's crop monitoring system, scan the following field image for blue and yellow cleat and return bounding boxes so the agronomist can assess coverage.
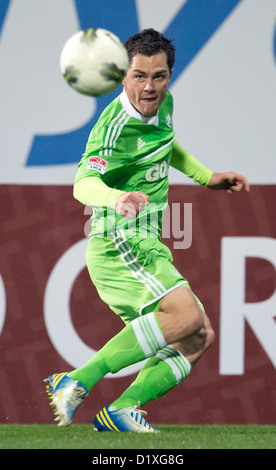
[44,372,88,427]
[94,402,159,433]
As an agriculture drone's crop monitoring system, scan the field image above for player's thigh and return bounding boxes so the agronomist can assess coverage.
[86,234,189,325]
[159,284,205,331]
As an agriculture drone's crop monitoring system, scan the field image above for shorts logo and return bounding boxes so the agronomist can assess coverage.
[87,156,108,174]
[170,268,181,277]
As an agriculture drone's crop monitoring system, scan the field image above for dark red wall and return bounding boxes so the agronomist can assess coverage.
[0,184,275,424]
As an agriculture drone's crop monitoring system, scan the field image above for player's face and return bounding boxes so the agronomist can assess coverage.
[123,52,172,117]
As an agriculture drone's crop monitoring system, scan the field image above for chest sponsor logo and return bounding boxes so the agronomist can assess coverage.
[87,156,108,174]
[145,161,169,181]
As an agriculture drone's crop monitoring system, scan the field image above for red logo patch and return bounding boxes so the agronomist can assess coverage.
[87,156,108,174]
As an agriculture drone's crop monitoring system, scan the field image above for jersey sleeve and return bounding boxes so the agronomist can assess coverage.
[74,96,123,185]
[171,139,213,187]
[73,176,125,209]
[74,143,111,185]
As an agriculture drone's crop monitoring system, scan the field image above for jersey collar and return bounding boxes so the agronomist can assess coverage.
[120,89,159,126]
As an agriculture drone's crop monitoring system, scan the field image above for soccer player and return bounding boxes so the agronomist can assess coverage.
[44,28,250,432]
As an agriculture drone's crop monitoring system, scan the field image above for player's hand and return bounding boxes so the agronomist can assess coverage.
[116,191,150,219]
[208,171,250,193]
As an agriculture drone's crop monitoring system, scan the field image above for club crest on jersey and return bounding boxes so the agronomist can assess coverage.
[87,156,108,174]
[165,113,172,128]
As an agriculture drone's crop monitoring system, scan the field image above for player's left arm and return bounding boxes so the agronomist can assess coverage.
[171,139,213,186]
[207,171,250,193]
[171,140,250,193]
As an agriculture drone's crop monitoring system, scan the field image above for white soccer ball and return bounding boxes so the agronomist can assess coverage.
[60,28,129,97]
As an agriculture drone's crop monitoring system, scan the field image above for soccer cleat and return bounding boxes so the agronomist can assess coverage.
[94,402,159,433]
[44,372,88,427]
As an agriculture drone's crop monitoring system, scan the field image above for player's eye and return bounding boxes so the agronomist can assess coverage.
[135,74,145,81]
[155,74,166,81]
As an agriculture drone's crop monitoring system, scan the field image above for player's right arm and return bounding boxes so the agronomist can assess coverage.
[73,176,149,219]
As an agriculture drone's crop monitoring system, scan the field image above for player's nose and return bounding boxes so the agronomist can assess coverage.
[144,79,155,91]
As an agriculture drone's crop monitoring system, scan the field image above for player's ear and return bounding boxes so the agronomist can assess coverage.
[168,68,173,85]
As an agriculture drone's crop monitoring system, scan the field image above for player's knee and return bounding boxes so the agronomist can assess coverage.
[191,308,205,334]
[193,322,215,353]
[198,323,215,352]
[206,325,215,349]
[178,306,204,338]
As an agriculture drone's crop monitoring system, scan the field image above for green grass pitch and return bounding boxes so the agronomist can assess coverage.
[0,424,275,450]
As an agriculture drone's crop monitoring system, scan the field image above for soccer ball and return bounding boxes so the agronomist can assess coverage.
[60,28,129,97]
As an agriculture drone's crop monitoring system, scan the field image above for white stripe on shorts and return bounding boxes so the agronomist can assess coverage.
[112,230,167,298]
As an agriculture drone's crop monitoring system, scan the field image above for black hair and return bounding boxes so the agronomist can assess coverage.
[124,28,175,70]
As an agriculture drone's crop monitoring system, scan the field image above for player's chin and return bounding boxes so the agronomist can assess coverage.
[140,100,158,116]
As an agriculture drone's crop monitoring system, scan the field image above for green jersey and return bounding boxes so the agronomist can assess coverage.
[75,90,175,238]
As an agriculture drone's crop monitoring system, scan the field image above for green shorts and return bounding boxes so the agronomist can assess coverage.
[86,230,203,324]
